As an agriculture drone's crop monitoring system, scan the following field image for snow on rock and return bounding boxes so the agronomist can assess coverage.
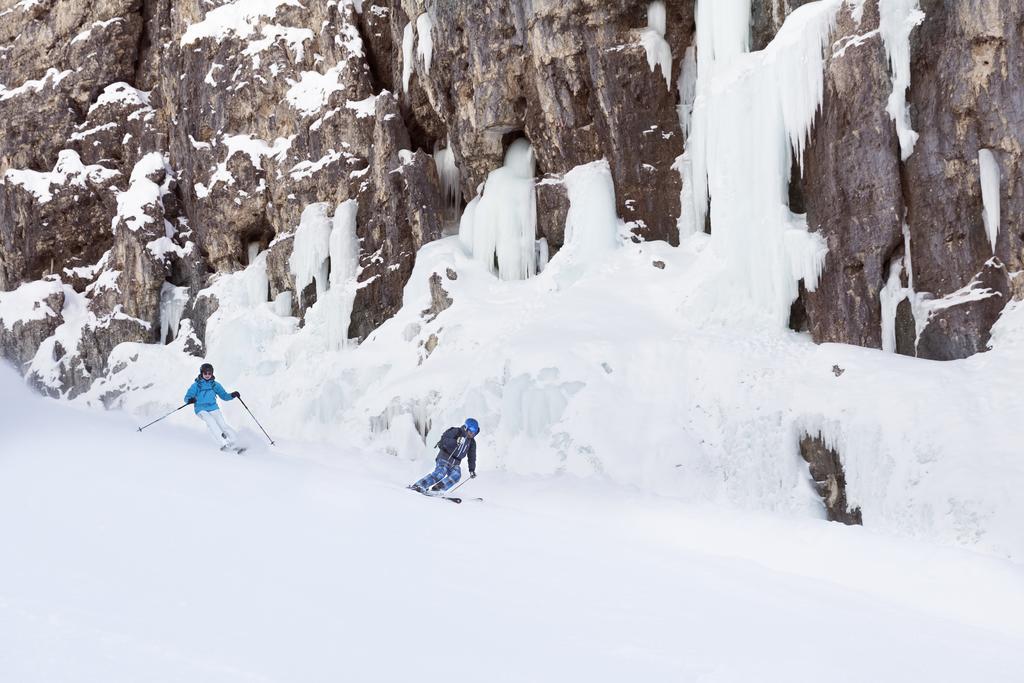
[69,17,125,45]
[639,1,672,88]
[205,134,292,193]
[416,13,434,75]
[690,0,841,325]
[180,0,305,46]
[0,67,72,101]
[242,23,314,64]
[459,139,538,280]
[346,94,377,118]
[0,279,63,326]
[289,149,347,181]
[978,148,1001,253]
[2,150,120,204]
[24,284,92,391]
[286,64,346,118]
[88,82,151,114]
[878,0,925,160]
[115,152,170,231]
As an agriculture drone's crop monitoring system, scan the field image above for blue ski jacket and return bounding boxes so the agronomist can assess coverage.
[436,426,477,474]
[184,376,234,414]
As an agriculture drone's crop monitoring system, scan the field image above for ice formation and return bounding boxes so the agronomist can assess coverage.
[689,0,840,324]
[290,202,333,303]
[273,291,293,317]
[433,142,461,217]
[878,0,925,160]
[563,160,621,260]
[978,149,1000,253]
[326,199,360,350]
[536,238,550,273]
[879,255,909,353]
[416,13,434,75]
[677,46,698,139]
[459,139,538,280]
[401,21,415,94]
[159,283,189,344]
[640,2,673,88]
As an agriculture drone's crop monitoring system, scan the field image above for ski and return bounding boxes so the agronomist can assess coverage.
[407,486,481,504]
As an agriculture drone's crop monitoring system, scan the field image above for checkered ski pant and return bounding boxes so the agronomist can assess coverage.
[413,459,462,492]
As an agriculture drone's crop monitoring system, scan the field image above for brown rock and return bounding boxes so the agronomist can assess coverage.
[799,433,863,526]
[802,0,904,349]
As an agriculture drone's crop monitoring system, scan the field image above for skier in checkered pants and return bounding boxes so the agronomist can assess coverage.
[409,418,479,493]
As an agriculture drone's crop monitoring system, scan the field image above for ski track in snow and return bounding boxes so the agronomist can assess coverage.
[1,366,1022,683]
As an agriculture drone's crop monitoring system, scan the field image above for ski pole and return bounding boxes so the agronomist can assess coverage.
[238,397,275,445]
[445,476,471,495]
[137,404,188,432]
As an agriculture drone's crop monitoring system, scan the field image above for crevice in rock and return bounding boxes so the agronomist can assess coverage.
[799,433,863,525]
[789,283,809,332]
[131,0,155,89]
[788,152,806,214]
[239,218,275,266]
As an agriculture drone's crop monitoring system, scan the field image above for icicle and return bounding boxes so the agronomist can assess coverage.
[459,193,480,255]
[463,140,537,280]
[245,252,270,306]
[327,199,360,349]
[689,0,841,324]
[290,202,333,304]
[978,149,1000,253]
[640,2,673,88]
[159,282,189,344]
[401,21,415,94]
[879,256,906,353]
[690,0,753,236]
[878,0,925,160]
[433,142,461,215]
[677,46,698,139]
[536,237,550,273]
[784,213,828,291]
[247,241,261,264]
[416,13,433,75]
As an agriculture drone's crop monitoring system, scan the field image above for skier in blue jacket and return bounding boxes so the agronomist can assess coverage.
[409,418,479,493]
[184,362,243,452]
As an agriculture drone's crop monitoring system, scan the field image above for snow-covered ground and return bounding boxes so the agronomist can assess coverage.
[66,224,1024,563]
[2,364,1023,682]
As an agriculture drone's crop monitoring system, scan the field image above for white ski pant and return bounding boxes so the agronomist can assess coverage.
[197,409,238,448]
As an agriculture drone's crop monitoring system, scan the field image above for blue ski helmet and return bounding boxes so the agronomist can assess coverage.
[464,418,480,435]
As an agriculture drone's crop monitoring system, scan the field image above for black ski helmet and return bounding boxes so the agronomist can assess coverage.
[199,362,214,375]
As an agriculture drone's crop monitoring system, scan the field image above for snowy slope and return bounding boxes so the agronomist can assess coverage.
[2,365,1023,682]
[75,222,1024,562]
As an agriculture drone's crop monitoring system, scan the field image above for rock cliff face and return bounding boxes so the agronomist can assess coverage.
[799,0,1024,360]
[0,0,1021,395]
[0,0,694,396]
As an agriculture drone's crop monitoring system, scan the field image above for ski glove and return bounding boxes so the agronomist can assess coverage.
[230,391,240,399]
[187,397,196,405]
